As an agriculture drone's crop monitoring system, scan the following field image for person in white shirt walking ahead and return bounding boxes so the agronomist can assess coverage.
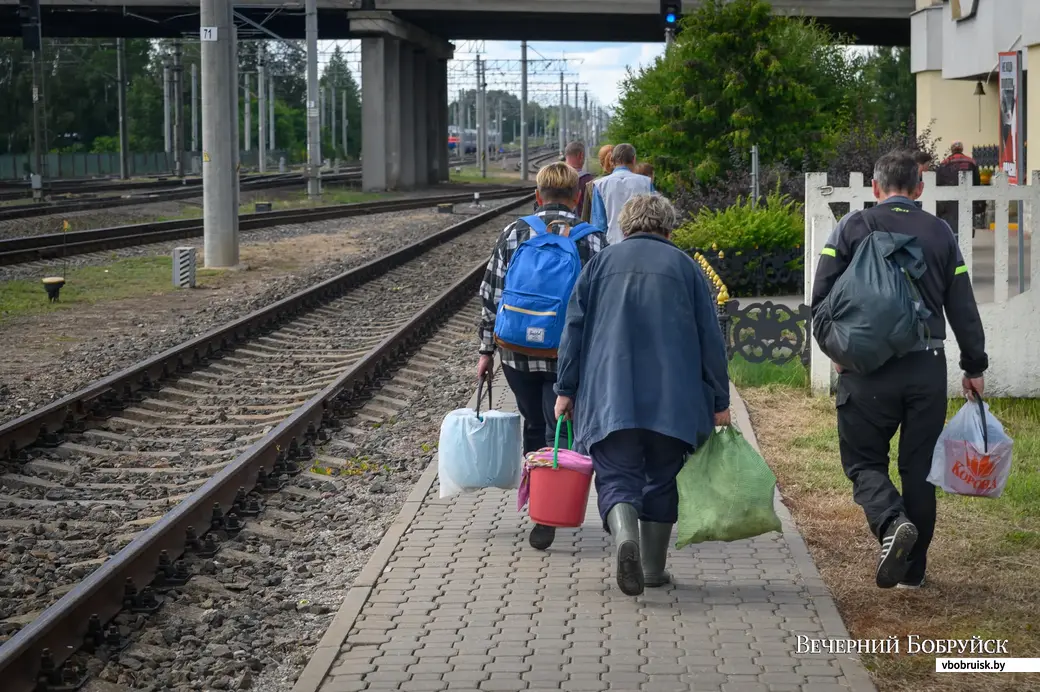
[589,143,654,245]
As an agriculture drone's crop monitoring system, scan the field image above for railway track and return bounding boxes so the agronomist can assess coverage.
[0,187,528,267]
[0,172,364,221]
[0,193,534,692]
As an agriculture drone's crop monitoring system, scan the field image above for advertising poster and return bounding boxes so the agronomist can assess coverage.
[998,51,1022,184]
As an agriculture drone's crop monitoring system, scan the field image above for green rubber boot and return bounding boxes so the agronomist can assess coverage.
[606,503,644,596]
[640,521,673,587]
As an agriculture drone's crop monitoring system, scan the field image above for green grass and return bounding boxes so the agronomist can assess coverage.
[739,363,1040,691]
[0,256,223,322]
[157,189,392,221]
[728,355,808,388]
[448,166,522,186]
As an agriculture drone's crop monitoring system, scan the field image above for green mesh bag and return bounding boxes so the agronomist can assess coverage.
[675,426,782,548]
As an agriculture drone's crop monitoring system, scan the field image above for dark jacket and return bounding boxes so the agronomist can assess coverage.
[575,171,594,215]
[555,233,730,451]
[810,196,988,376]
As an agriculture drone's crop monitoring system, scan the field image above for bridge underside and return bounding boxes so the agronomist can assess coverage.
[0,6,908,44]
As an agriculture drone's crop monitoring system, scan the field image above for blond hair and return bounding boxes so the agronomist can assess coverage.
[598,145,615,175]
[536,162,580,202]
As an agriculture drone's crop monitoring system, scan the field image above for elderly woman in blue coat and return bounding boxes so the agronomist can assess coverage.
[554,193,732,596]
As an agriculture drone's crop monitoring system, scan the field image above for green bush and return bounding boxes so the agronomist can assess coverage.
[672,190,803,252]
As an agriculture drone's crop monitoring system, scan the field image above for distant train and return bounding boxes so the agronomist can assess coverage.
[448,127,499,155]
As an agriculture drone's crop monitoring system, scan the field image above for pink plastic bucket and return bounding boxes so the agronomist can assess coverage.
[526,419,593,528]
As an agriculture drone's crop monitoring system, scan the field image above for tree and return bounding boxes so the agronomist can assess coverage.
[860,47,915,132]
[607,0,860,191]
[320,45,361,158]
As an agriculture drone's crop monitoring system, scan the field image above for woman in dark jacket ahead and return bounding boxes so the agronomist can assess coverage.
[554,193,732,596]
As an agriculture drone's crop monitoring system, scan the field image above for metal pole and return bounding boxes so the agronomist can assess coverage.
[476,55,485,178]
[31,52,42,184]
[228,2,240,237]
[163,59,172,158]
[520,41,528,181]
[665,27,675,48]
[559,72,564,156]
[305,0,321,197]
[574,83,579,144]
[116,38,129,180]
[191,63,199,155]
[243,72,251,152]
[258,47,267,173]
[751,145,760,207]
[173,40,184,177]
[341,89,347,158]
[331,84,337,154]
[202,0,237,267]
[268,73,275,151]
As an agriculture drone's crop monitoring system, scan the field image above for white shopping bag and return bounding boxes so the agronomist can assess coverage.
[927,395,1013,498]
[437,377,522,499]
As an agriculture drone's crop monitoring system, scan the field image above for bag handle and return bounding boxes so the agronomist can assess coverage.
[971,388,988,453]
[552,416,574,470]
[475,374,492,420]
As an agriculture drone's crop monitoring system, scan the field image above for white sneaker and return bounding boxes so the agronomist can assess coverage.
[896,578,925,590]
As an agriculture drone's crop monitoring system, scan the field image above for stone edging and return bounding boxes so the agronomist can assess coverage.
[730,382,877,692]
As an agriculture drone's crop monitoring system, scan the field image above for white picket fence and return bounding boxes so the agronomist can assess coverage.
[805,170,1040,397]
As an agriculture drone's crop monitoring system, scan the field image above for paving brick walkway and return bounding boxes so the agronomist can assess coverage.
[292,368,875,692]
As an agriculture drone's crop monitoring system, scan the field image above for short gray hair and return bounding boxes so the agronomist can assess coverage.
[564,141,585,159]
[618,194,679,238]
[873,149,920,194]
[612,143,636,166]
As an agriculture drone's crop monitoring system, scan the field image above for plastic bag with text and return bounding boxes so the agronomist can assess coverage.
[927,397,1013,498]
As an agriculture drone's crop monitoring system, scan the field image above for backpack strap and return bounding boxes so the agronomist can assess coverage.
[566,222,600,243]
[520,215,548,235]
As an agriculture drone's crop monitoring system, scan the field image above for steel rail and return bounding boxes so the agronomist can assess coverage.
[0,192,535,692]
[0,187,529,266]
[0,171,364,220]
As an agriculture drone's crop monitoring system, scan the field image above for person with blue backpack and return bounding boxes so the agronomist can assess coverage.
[477,162,606,551]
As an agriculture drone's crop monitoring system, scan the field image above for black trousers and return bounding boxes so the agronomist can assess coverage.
[836,349,947,582]
[502,365,558,455]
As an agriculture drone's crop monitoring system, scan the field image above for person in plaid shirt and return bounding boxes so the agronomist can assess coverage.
[477,162,606,551]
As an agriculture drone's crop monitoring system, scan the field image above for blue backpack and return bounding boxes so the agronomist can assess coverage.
[494,215,599,357]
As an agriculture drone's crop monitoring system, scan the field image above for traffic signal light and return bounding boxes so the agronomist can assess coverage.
[19,0,41,52]
[661,1,681,27]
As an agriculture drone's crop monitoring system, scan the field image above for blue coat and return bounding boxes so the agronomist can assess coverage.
[555,233,730,451]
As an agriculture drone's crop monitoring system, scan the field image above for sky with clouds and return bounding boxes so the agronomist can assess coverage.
[324,39,666,112]
[474,41,667,110]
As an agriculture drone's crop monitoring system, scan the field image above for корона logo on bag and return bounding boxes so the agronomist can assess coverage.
[950,445,998,493]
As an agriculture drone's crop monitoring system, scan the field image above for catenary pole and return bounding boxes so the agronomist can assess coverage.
[116,38,129,180]
[305,0,321,196]
[173,40,184,177]
[258,46,267,173]
[202,0,237,267]
[520,40,528,181]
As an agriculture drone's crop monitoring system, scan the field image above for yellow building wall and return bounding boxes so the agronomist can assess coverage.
[916,70,1000,159]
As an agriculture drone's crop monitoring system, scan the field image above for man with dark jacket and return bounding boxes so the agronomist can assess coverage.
[810,150,988,590]
[936,142,983,235]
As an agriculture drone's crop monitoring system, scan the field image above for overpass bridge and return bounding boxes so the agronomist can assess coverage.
[0,0,912,43]
[0,0,915,204]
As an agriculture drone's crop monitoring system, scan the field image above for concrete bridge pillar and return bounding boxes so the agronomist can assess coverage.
[355,12,453,192]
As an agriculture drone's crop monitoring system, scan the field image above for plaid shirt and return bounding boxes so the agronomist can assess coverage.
[478,204,606,373]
